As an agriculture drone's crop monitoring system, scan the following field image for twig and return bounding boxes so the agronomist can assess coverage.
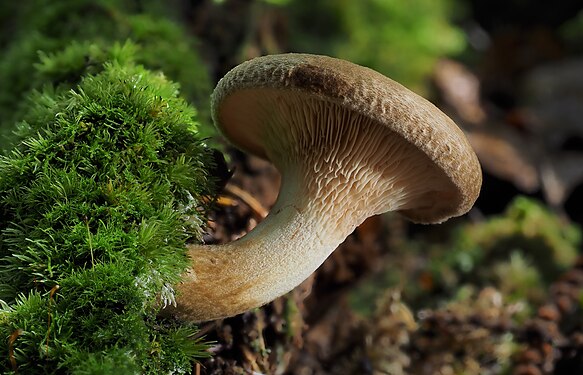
[224,184,268,219]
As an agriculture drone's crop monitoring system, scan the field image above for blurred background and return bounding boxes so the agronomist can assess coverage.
[2,0,583,374]
[190,0,583,225]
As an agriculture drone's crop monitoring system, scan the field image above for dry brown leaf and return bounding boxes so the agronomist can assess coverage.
[434,59,486,125]
[466,129,539,192]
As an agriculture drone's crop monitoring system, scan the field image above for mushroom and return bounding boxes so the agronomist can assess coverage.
[171,53,482,322]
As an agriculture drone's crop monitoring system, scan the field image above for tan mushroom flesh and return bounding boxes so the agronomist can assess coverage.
[171,54,482,322]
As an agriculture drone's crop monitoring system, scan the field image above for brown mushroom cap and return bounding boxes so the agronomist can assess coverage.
[211,53,481,223]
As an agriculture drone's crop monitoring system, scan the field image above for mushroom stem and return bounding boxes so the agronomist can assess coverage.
[174,174,355,322]
[171,94,463,322]
[168,52,483,322]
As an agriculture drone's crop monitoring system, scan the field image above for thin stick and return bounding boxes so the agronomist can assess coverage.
[224,184,268,219]
[9,329,22,372]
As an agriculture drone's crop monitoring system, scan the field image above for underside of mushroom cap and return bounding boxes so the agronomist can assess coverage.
[211,54,482,223]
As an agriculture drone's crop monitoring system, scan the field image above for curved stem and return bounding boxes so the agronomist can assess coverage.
[169,176,353,322]
[167,93,453,321]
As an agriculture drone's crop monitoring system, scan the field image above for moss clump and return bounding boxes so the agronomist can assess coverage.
[0,46,214,373]
[423,196,580,309]
[349,197,581,316]
[448,197,580,283]
[0,0,212,150]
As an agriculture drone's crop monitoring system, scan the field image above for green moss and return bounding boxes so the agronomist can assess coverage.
[0,51,214,373]
[284,0,465,93]
[452,197,579,281]
[0,0,212,151]
[425,196,580,307]
[493,251,545,305]
[349,197,581,315]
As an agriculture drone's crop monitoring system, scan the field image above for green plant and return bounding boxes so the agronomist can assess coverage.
[421,196,580,311]
[451,197,579,280]
[0,44,215,373]
[349,197,581,316]
[0,0,212,151]
[284,0,465,93]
